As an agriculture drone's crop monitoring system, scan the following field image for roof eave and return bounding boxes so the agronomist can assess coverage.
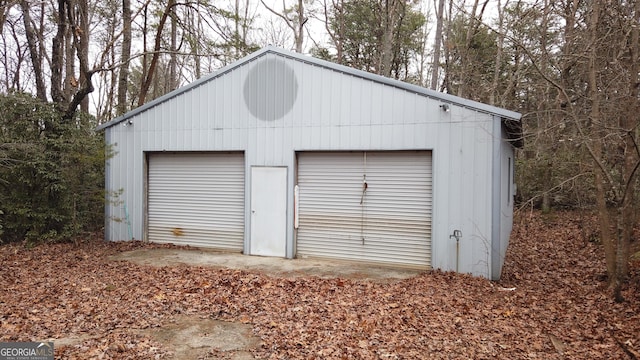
[96,46,522,131]
[503,118,524,148]
[95,46,276,131]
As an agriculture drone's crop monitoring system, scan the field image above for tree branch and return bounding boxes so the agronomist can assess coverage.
[516,172,590,212]
[260,0,295,33]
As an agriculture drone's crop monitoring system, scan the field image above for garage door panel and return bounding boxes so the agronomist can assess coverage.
[147,216,243,227]
[296,151,432,268]
[297,241,423,265]
[300,214,363,228]
[147,223,244,234]
[147,153,244,250]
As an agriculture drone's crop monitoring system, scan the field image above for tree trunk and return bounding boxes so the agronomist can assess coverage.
[456,0,489,98]
[116,0,132,116]
[61,0,94,120]
[191,6,201,78]
[64,16,75,101]
[541,193,551,214]
[456,0,480,98]
[379,0,400,77]
[442,0,453,93]
[587,1,618,287]
[140,3,149,104]
[51,0,67,105]
[595,170,616,284]
[430,0,445,90]
[323,0,344,64]
[138,1,174,106]
[488,0,504,106]
[295,0,304,53]
[260,0,305,53]
[613,0,640,300]
[77,0,90,112]
[19,0,47,102]
[235,0,240,56]
[168,0,178,92]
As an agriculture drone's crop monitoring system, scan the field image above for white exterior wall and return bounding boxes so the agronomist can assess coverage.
[104,49,517,279]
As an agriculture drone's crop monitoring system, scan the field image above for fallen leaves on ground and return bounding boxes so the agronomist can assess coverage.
[0,210,638,359]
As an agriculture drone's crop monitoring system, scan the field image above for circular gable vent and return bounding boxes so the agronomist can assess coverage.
[243,58,298,121]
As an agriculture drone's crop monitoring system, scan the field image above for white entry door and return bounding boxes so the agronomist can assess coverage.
[250,167,287,257]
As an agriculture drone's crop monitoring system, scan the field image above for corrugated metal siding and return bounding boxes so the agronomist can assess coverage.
[439,112,494,277]
[102,50,512,278]
[296,151,432,268]
[147,152,245,249]
[106,124,146,241]
[495,126,516,279]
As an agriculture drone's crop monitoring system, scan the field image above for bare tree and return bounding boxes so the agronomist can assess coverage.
[587,0,640,300]
[168,0,178,92]
[321,0,424,80]
[260,0,308,52]
[378,0,403,77]
[62,0,96,120]
[137,0,175,106]
[116,0,132,115]
[518,0,640,297]
[458,0,489,98]
[76,0,90,112]
[430,0,445,90]
[322,0,344,63]
[19,0,47,101]
[1,7,30,93]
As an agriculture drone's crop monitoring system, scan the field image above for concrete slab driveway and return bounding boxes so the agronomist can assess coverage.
[111,247,425,281]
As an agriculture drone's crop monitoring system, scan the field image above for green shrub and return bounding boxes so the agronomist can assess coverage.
[0,93,106,243]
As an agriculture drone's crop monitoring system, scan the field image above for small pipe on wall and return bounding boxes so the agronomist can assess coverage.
[450,230,462,272]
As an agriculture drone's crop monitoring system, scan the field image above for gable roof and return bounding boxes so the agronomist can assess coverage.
[96,46,522,133]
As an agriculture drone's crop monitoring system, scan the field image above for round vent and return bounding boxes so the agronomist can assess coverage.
[243,58,298,121]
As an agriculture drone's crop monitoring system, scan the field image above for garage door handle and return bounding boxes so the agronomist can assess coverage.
[360,179,368,205]
[251,209,256,213]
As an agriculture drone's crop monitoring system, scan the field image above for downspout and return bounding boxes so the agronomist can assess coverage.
[490,115,502,280]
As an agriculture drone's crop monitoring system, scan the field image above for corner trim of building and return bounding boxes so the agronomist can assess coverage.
[490,115,502,280]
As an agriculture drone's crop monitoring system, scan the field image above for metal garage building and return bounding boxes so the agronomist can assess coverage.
[97,46,522,280]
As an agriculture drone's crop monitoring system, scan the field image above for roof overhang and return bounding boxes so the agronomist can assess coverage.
[503,118,524,148]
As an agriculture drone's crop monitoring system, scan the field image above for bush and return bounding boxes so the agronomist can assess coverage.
[0,93,106,243]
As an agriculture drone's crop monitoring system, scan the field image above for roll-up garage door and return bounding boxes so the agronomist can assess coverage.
[296,151,432,268]
[147,153,245,250]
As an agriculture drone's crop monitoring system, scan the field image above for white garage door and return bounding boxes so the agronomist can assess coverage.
[147,153,245,250]
[296,151,432,268]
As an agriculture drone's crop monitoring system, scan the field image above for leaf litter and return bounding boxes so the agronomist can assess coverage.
[0,210,638,359]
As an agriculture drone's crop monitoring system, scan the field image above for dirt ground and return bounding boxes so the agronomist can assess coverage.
[103,249,424,358]
[35,246,425,359]
[1,210,639,359]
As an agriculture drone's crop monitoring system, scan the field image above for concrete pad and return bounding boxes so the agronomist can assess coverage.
[111,248,424,281]
[143,315,260,359]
